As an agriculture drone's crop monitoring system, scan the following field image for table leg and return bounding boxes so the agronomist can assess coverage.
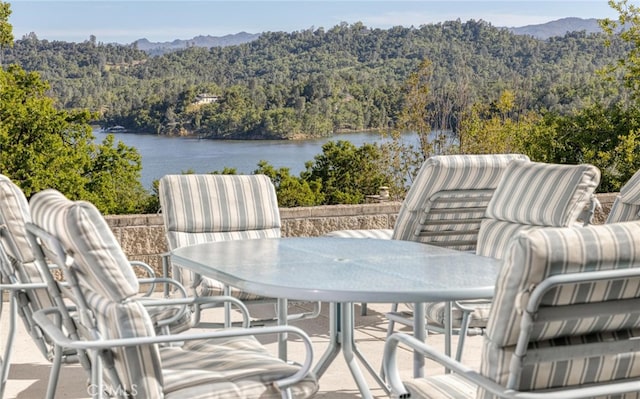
[341,303,375,399]
[223,285,231,328]
[345,304,390,395]
[314,303,389,398]
[413,302,426,378]
[277,298,288,361]
[312,302,340,378]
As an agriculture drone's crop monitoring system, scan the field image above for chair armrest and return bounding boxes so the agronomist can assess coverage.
[136,295,251,328]
[383,332,640,399]
[130,260,158,296]
[130,260,155,278]
[0,282,49,291]
[133,276,191,328]
[33,305,313,391]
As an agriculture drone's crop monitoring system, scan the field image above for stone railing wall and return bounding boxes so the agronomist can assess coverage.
[106,193,618,275]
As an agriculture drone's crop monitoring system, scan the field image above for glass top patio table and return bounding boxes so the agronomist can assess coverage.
[171,237,501,399]
[171,237,500,303]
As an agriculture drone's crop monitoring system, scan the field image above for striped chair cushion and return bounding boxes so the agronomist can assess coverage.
[474,219,538,260]
[606,196,640,223]
[607,198,640,224]
[30,189,193,332]
[323,155,529,249]
[161,336,318,398]
[404,373,476,399]
[480,222,640,397]
[159,174,281,294]
[481,330,640,397]
[30,189,140,301]
[425,300,491,329]
[168,230,275,299]
[0,174,34,264]
[324,229,393,239]
[607,169,640,223]
[85,292,164,397]
[0,175,56,312]
[160,174,280,238]
[620,169,640,205]
[477,161,600,259]
[392,154,530,248]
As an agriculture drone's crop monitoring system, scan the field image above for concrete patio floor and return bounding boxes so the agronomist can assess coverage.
[2,301,483,398]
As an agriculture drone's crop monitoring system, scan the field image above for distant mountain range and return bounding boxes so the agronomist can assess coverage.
[508,17,603,39]
[133,32,260,55]
[133,17,604,55]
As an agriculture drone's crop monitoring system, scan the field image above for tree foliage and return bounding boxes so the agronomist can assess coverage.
[5,1,640,212]
[602,0,640,103]
[0,2,149,214]
[2,19,632,139]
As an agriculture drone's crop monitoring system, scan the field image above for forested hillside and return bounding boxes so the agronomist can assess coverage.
[2,20,631,139]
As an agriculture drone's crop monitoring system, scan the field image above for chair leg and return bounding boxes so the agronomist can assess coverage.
[380,302,400,381]
[455,308,472,362]
[45,344,64,399]
[385,303,399,338]
[0,293,16,399]
[223,285,231,328]
[360,302,367,316]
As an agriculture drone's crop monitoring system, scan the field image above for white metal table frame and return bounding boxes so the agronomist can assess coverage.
[171,237,499,399]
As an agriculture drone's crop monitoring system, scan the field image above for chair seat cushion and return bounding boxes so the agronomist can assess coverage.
[404,373,475,399]
[481,329,640,395]
[147,305,192,334]
[425,301,491,329]
[161,335,318,398]
[324,229,394,239]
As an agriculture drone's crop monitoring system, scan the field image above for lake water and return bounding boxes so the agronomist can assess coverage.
[94,130,419,189]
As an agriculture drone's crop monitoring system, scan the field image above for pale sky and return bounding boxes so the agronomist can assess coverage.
[7,0,621,44]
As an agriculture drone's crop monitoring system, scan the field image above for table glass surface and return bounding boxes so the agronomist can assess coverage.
[171,237,501,303]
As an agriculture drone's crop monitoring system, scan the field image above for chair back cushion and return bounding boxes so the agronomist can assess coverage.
[30,189,139,302]
[0,175,34,264]
[30,189,164,395]
[480,222,640,396]
[392,154,529,250]
[0,175,55,311]
[607,169,640,223]
[159,174,281,290]
[159,174,281,245]
[85,292,164,397]
[476,161,600,259]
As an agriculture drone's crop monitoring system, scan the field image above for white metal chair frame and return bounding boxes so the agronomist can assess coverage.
[385,188,496,361]
[384,267,640,399]
[27,219,316,399]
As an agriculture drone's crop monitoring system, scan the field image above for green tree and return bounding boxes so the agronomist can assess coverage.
[303,140,389,204]
[547,104,640,192]
[254,161,323,207]
[0,1,12,49]
[397,59,435,157]
[0,1,148,214]
[458,90,557,161]
[601,0,640,102]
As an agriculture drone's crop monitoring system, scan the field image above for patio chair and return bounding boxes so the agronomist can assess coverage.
[0,175,190,398]
[386,160,601,362]
[327,153,530,317]
[384,220,640,399]
[159,173,320,327]
[0,174,95,398]
[606,168,640,223]
[327,154,530,248]
[28,188,318,399]
[443,160,600,358]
